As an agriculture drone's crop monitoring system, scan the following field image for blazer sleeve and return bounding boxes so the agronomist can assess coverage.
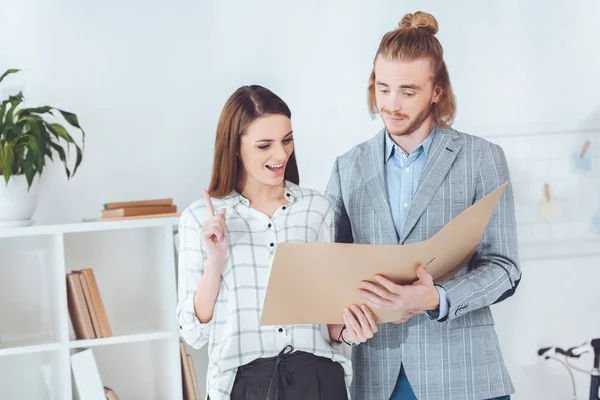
[324,157,354,244]
[438,143,522,321]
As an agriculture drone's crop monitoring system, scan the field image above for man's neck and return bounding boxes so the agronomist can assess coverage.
[390,117,435,154]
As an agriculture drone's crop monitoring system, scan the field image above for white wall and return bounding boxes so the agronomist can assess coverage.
[2,0,599,398]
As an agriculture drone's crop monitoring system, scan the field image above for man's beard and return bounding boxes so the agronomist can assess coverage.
[385,104,433,137]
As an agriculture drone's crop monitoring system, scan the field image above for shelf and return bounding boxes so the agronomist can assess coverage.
[69,331,175,349]
[0,341,62,357]
[77,338,182,399]
[0,213,188,398]
[0,216,180,238]
[0,349,65,399]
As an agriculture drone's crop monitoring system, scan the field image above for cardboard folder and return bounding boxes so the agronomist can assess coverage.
[260,182,508,325]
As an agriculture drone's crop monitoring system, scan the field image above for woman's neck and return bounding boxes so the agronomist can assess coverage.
[238,178,286,204]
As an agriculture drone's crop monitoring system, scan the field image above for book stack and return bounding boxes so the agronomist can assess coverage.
[100,198,180,221]
[66,269,112,340]
[180,340,200,400]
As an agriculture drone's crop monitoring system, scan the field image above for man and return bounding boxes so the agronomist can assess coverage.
[325,11,521,400]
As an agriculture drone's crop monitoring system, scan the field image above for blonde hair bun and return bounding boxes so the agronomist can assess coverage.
[398,11,438,35]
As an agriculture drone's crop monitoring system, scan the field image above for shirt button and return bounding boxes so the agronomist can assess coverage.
[278,327,283,333]
[403,202,408,208]
[405,167,410,172]
[270,242,274,247]
[282,206,287,210]
[268,223,272,228]
[285,193,291,197]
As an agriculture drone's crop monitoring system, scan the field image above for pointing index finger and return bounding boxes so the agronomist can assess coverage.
[203,189,215,216]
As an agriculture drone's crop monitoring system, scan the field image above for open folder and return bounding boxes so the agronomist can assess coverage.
[260,182,508,325]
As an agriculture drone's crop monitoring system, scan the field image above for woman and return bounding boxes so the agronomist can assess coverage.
[176,85,376,400]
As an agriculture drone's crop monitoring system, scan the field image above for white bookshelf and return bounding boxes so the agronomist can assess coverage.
[0,216,206,399]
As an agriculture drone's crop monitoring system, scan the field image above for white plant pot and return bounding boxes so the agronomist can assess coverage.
[0,175,39,227]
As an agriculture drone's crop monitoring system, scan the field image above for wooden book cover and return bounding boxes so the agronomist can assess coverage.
[101,205,177,218]
[99,212,181,222]
[180,341,195,400]
[187,355,200,400]
[79,269,112,337]
[103,198,172,210]
[66,273,96,340]
[78,272,101,338]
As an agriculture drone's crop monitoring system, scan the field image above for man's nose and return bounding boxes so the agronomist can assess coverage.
[386,94,402,113]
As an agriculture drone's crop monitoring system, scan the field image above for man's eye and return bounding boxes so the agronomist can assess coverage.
[379,89,390,94]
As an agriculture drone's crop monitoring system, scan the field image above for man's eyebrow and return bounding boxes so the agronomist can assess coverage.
[375,81,421,90]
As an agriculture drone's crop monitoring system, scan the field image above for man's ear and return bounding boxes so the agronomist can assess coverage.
[432,85,443,104]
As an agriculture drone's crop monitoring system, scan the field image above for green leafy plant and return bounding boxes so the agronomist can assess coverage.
[0,68,85,190]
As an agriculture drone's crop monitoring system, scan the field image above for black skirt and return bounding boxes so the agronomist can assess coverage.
[230,345,348,400]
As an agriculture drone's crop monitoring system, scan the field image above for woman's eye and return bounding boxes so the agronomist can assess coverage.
[258,144,270,150]
[283,138,294,144]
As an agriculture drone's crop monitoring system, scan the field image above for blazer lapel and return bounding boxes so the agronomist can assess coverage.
[399,128,463,243]
[359,130,398,242]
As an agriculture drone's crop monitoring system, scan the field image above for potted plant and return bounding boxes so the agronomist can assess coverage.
[0,68,85,227]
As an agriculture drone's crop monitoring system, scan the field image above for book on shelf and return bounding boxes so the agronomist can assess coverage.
[70,348,122,400]
[103,198,173,210]
[180,340,200,400]
[99,198,180,221]
[70,349,106,400]
[66,268,112,340]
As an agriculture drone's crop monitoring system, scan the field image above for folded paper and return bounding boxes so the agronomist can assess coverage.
[260,182,508,325]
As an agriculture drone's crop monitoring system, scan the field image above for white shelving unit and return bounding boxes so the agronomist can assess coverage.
[0,216,207,399]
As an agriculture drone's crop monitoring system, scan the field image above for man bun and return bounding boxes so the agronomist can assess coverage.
[397,11,438,35]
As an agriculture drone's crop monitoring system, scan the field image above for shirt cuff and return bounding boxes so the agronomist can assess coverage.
[425,285,449,321]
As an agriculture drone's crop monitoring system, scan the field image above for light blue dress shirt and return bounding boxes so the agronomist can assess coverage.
[384,124,449,320]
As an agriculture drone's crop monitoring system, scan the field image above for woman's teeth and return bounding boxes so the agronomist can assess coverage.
[266,164,283,170]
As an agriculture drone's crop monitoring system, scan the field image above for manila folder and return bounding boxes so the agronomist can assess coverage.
[260,182,507,325]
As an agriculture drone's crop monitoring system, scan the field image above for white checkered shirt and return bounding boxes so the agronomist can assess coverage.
[176,181,352,400]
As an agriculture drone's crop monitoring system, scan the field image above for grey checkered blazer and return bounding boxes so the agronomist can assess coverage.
[324,127,522,400]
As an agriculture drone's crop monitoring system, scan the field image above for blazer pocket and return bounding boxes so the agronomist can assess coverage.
[447,307,495,329]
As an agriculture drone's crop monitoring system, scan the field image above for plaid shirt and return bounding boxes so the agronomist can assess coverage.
[176,181,352,400]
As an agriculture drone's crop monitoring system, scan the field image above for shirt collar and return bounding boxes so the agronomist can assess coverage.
[222,180,300,207]
[384,122,437,163]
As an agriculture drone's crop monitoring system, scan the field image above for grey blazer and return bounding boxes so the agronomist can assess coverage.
[325,127,522,400]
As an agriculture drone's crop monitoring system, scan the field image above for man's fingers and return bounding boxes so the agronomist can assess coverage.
[415,265,433,285]
[203,189,215,216]
[360,281,395,301]
[373,275,402,294]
